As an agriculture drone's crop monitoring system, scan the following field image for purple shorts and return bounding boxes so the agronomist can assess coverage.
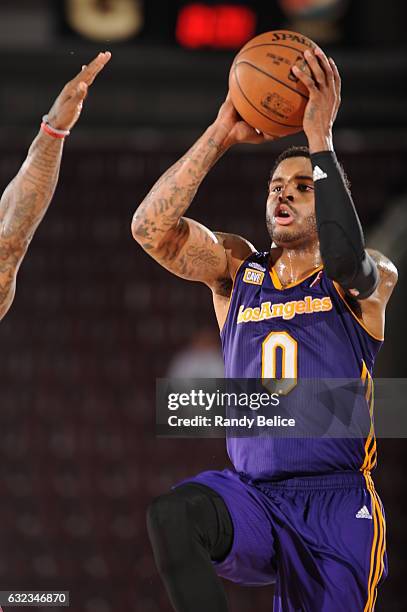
[175,469,387,612]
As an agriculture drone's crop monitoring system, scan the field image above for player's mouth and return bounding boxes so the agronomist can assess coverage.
[273,204,295,226]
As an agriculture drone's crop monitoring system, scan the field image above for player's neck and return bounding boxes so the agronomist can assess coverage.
[270,244,322,287]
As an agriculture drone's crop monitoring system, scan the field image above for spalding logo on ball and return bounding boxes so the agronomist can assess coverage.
[229,30,324,138]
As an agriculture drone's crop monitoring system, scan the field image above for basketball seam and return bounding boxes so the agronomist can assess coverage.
[233,67,304,130]
[236,42,315,59]
[235,60,308,102]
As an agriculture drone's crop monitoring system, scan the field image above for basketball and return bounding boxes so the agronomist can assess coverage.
[229,30,320,138]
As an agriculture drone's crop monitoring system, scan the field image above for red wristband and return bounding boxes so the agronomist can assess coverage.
[41,115,70,138]
[41,122,68,139]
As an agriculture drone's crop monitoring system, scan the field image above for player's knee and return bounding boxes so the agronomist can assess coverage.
[147,492,189,538]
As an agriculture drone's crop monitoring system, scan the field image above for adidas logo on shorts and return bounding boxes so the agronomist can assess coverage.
[356,505,373,520]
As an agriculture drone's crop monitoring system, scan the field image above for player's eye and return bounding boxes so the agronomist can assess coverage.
[271,185,282,193]
[297,183,314,192]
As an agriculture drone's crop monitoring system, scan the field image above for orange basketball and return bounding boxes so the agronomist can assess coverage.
[229,30,320,138]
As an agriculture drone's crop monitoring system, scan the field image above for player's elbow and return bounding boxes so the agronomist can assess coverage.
[131,209,155,250]
[131,219,138,242]
[322,252,356,285]
[131,210,143,243]
[388,262,399,286]
[0,280,16,322]
[324,250,381,300]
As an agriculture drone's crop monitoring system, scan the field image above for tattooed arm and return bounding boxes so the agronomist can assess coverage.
[131,94,274,288]
[0,134,64,317]
[0,52,111,320]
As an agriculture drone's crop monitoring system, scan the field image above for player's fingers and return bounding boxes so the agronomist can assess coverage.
[253,134,268,144]
[292,65,317,94]
[257,130,278,143]
[329,57,342,99]
[223,92,236,111]
[304,50,326,87]
[314,47,334,84]
[69,56,100,84]
[74,82,88,102]
[82,51,111,85]
[71,51,111,87]
[245,127,265,144]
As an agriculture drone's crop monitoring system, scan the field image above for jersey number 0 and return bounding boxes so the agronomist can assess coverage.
[262,331,298,394]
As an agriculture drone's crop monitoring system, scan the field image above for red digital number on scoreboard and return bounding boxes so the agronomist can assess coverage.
[176,3,256,49]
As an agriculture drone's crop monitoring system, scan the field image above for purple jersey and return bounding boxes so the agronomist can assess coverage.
[220,250,382,481]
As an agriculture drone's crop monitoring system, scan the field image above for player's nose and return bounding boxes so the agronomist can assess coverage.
[278,190,294,203]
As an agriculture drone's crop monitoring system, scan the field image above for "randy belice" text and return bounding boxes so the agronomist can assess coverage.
[168,415,296,428]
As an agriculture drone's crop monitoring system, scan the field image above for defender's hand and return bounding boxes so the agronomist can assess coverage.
[213,93,277,148]
[47,51,111,131]
[292,49,341,151]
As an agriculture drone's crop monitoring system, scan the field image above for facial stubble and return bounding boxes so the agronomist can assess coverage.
[266,211,318,245]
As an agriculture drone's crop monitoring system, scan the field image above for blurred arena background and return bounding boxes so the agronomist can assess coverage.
[0,1,406,610]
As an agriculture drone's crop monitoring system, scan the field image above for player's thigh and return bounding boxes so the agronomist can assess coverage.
[174,469,278,586]
[323,482,388,609]
[274,482,387,611]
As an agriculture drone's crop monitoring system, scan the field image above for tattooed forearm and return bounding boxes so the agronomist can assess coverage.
[132,126,226,249]
[131,124,230,284]
[1,132,63,242]
[0,131,64,316]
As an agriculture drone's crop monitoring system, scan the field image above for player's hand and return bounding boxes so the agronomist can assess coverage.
[292,49,341,151]
[213,93,277,147]
[46,51,111,131]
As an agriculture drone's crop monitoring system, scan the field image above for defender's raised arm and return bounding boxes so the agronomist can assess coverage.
[0,51,111,320]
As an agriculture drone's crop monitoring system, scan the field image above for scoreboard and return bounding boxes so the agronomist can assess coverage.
[60,0,398,49]
[61,0,284,48]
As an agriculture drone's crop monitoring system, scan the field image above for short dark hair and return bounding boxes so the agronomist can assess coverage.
[269,145,350,190]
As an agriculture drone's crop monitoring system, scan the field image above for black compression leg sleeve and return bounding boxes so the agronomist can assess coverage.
[147,483,234,612]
